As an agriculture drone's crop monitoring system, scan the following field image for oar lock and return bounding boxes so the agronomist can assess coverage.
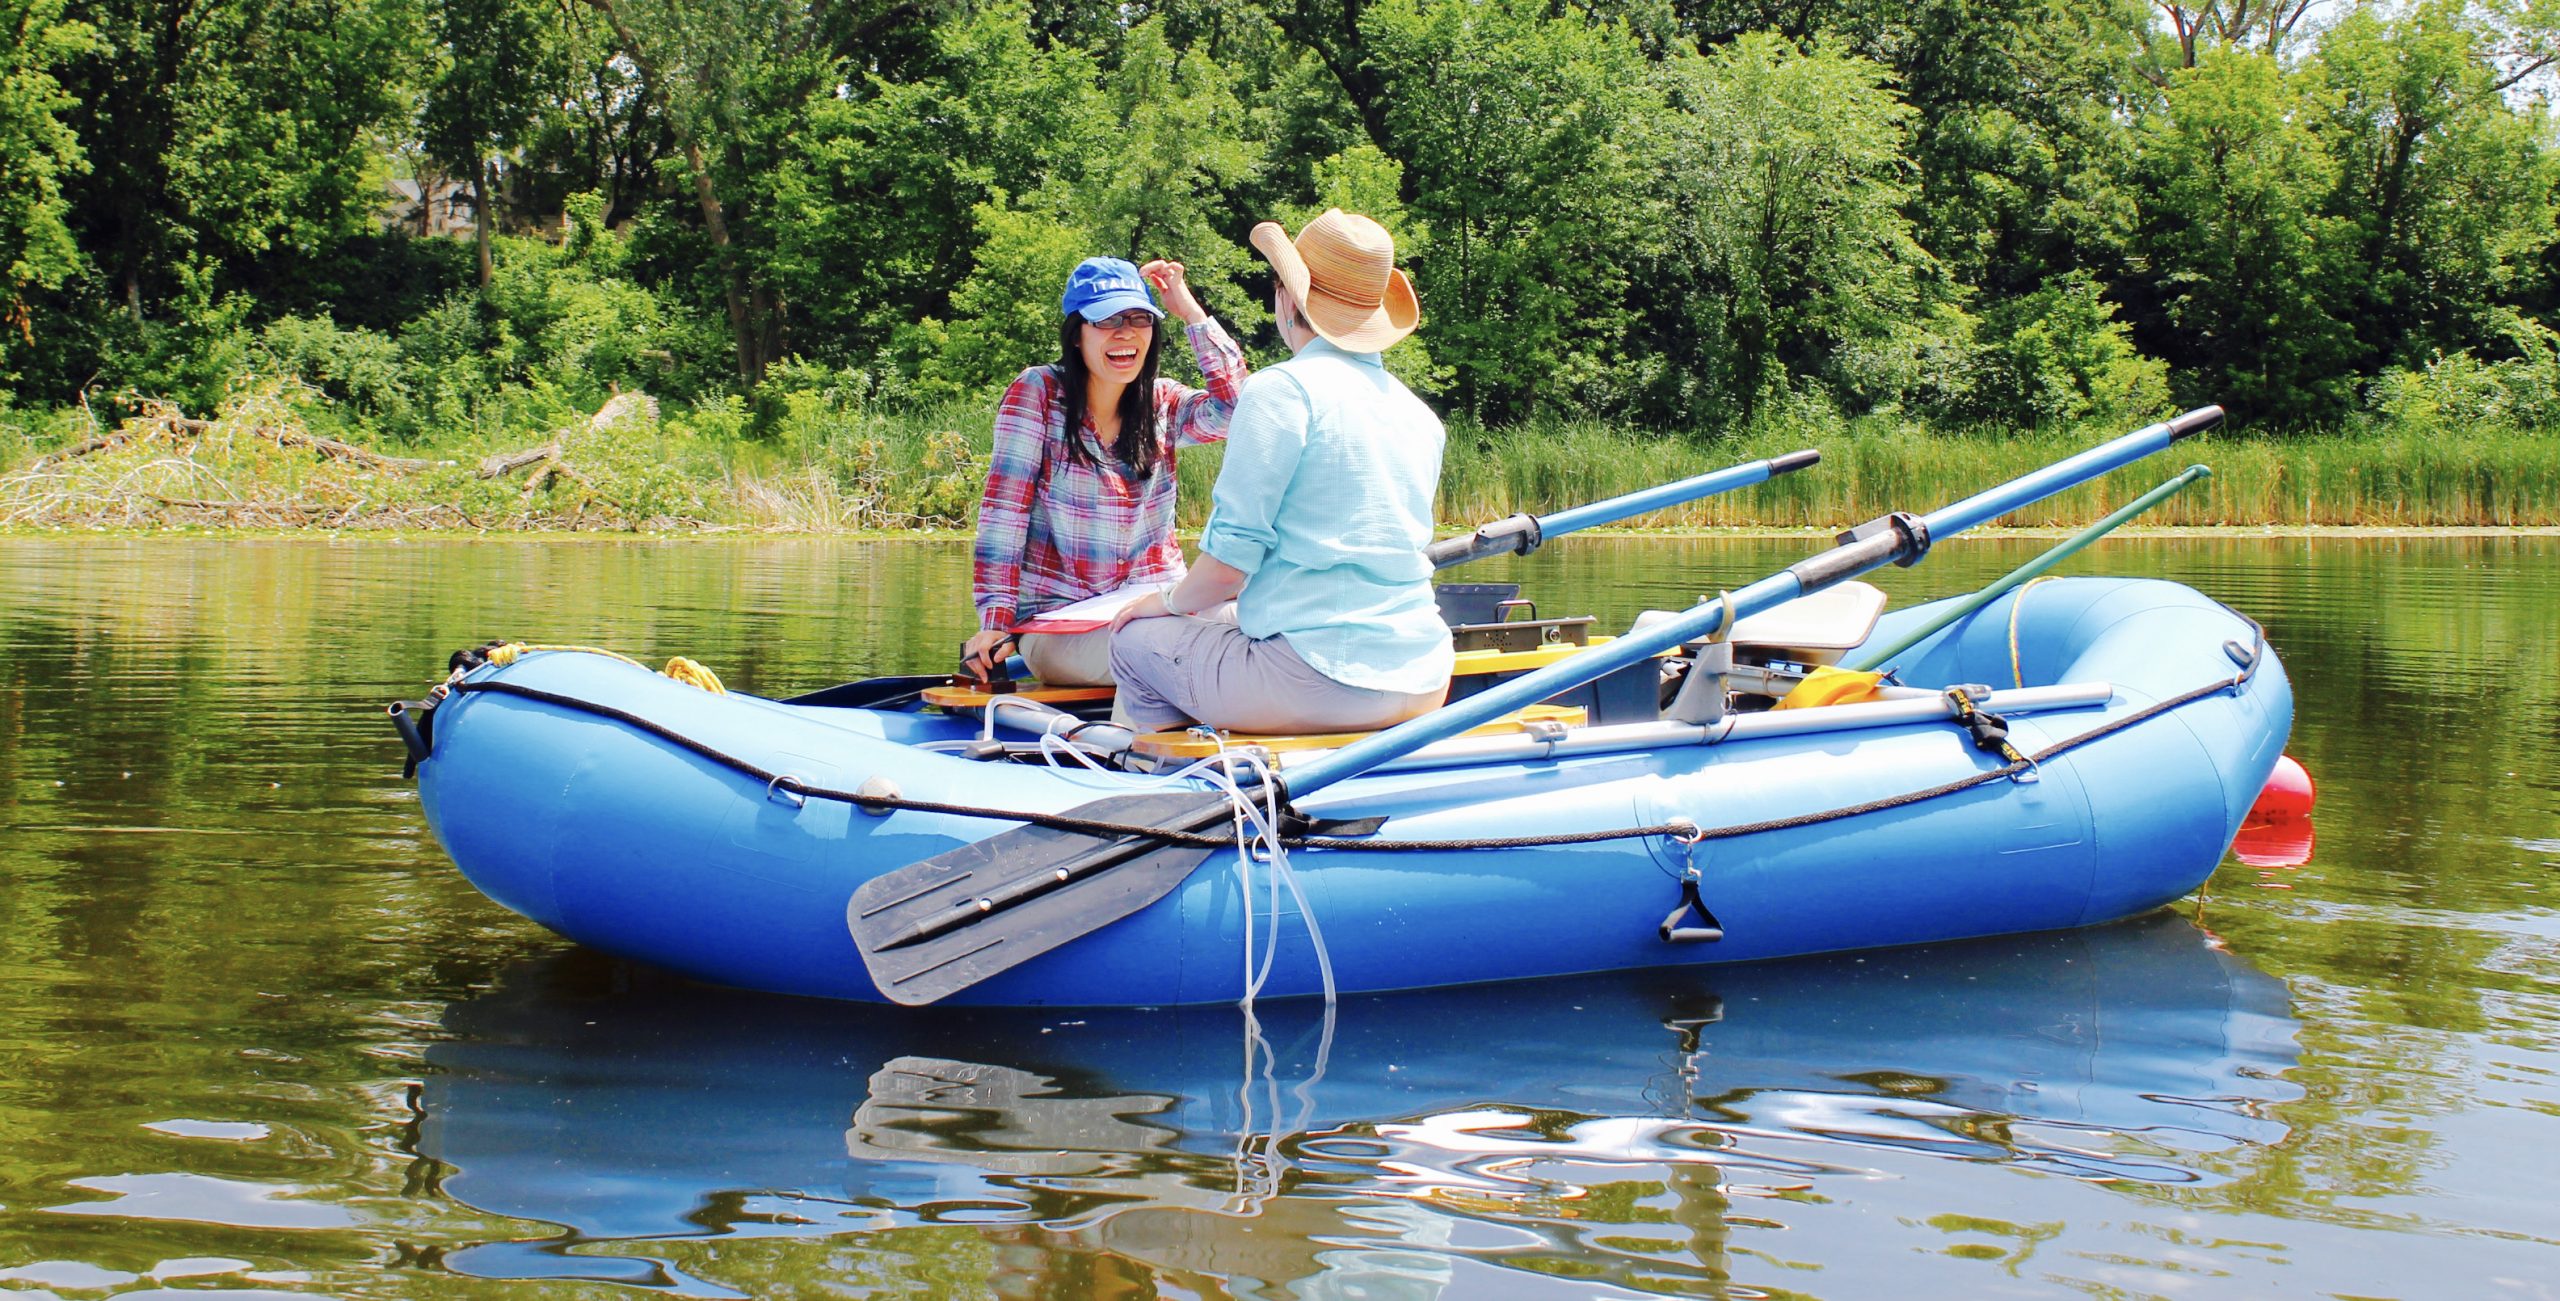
[1839,511,1933,567]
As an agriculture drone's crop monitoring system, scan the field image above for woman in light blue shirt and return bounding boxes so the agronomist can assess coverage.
[1108,210,1452,735]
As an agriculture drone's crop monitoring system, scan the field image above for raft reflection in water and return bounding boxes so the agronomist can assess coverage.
[420,913,2300,1293]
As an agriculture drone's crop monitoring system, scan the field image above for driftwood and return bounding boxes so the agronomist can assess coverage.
[145,494,483,529]
[152,496,330,514]
[33,408,453,473]
[474,392,654,498]
[10,391,656,530]
[30,430,143,468]
[476,441,561,478]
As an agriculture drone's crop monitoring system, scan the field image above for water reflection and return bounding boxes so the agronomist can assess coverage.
[2232,819,2316,868]
[421,913,2297,1294]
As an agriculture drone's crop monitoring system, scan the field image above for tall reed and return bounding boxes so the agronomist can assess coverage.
[1392,419,2560,530]
[10,392,2554,530]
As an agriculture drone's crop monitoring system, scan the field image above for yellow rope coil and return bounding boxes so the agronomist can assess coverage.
[2006,576,2061,690]
[482,643,726,694]
[660,656,726,694]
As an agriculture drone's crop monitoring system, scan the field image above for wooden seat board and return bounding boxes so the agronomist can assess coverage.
[922,684,1117,713]
[1130,703,1587,759]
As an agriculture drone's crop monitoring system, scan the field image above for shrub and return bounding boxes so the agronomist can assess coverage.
[252,315,417,437]
[1966,273,2168,428]
[2365,317,2560,433]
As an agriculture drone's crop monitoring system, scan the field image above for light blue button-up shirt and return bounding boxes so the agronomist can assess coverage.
[1196,338,1454,694]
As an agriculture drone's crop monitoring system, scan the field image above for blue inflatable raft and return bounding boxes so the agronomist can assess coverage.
[402,572,2290,1007]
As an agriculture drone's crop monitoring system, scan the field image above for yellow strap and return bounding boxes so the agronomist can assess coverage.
[1775,665,1885,710]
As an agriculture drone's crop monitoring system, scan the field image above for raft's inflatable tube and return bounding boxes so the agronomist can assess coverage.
[413,577,2292,1005]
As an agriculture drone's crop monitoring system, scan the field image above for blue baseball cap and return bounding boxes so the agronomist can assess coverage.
[1060,257,1163,323]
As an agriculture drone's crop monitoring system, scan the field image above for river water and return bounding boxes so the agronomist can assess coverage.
[0,533,2553,1299]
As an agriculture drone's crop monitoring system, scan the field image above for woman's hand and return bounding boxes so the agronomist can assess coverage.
[961,629,1016,678]
[1110,589,1173,632]
[1140,259,1208,325]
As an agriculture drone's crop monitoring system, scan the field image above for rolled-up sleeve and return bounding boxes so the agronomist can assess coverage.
[1196,372,1309,575]
[1166,320,1248,448]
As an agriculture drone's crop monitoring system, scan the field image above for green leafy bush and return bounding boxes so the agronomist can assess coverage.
[1967,274,2169,428]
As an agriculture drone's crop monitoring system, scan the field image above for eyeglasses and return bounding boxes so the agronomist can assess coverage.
[1089,310,1157,332]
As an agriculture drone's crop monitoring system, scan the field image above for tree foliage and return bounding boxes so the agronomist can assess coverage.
[3,0,2559,436]
[0,0,93,356]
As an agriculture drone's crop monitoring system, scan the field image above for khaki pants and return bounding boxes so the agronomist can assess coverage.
[1017,601,1237,687]
[1107,616,1446,735]
[1015,629,1116,687]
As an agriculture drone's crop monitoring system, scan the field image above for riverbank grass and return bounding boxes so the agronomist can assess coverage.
[5,385,2555,531]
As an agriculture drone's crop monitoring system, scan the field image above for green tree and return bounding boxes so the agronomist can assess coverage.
[2128,49,2353,419]
[2314,1,2560,377]
[1652,32,1933,423]
[901,196,1092,401]
[577,0,846,383]
[863,12,1266,400]
[1360,0,1667,419]
[1079,18,1262,306]
[68,0,417,314]
[422,0,565,286]
[36,0,417,402]
[0,0,95,362]
[1675,0,2150,298]
[770,0,1103,365]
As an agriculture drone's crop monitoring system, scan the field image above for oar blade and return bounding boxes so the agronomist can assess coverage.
[780,673,950,709]
[847,790,1230,1005]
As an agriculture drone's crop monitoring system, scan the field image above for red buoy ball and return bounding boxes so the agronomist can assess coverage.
[2246,754,2316,826]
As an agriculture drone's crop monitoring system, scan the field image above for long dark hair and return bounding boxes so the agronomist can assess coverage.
[1053,313,1169,482]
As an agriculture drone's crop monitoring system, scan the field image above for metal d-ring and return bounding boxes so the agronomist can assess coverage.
[765,774,809,809]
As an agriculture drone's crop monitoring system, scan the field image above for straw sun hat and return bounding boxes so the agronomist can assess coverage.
[1249,209,1419,352]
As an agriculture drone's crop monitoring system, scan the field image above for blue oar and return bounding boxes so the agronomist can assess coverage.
[1839,463,2213,675]
[849,408,2220,1004]
[1424,448,1821,568]
[1284,407,2224,797]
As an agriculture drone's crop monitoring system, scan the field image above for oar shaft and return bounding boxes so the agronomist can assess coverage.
[1425,449,1820,569]
[1286,407,2221,797]
[1843,464,2212,672]
[1539,449,1820,536]
[1923,407,2220,538]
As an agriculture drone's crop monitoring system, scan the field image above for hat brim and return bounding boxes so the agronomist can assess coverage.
[1071,292,1164,324]
[1251,221,1419,352]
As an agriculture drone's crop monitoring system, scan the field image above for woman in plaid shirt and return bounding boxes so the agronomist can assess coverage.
[963,256,1250,685]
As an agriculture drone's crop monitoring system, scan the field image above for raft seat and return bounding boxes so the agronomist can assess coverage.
[1128,703,1588,760]
[921,637,1669,724]
[918,683,1115,713]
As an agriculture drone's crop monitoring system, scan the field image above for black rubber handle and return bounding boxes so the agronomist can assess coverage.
[1767,448,1822,475]
[2166,406,2225,440]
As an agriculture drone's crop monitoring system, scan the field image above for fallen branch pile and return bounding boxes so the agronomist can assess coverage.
[475,391,653,501]
[32,398,458,473]
[4,390,663,529]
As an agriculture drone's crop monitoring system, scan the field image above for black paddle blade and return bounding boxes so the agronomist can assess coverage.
[847,790,1237,1005]
[780,673,951,709]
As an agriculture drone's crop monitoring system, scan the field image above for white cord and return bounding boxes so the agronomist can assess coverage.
[984,724,1339,1011]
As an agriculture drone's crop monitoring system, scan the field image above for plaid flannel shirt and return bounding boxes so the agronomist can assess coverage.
[973,320,1247,631]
